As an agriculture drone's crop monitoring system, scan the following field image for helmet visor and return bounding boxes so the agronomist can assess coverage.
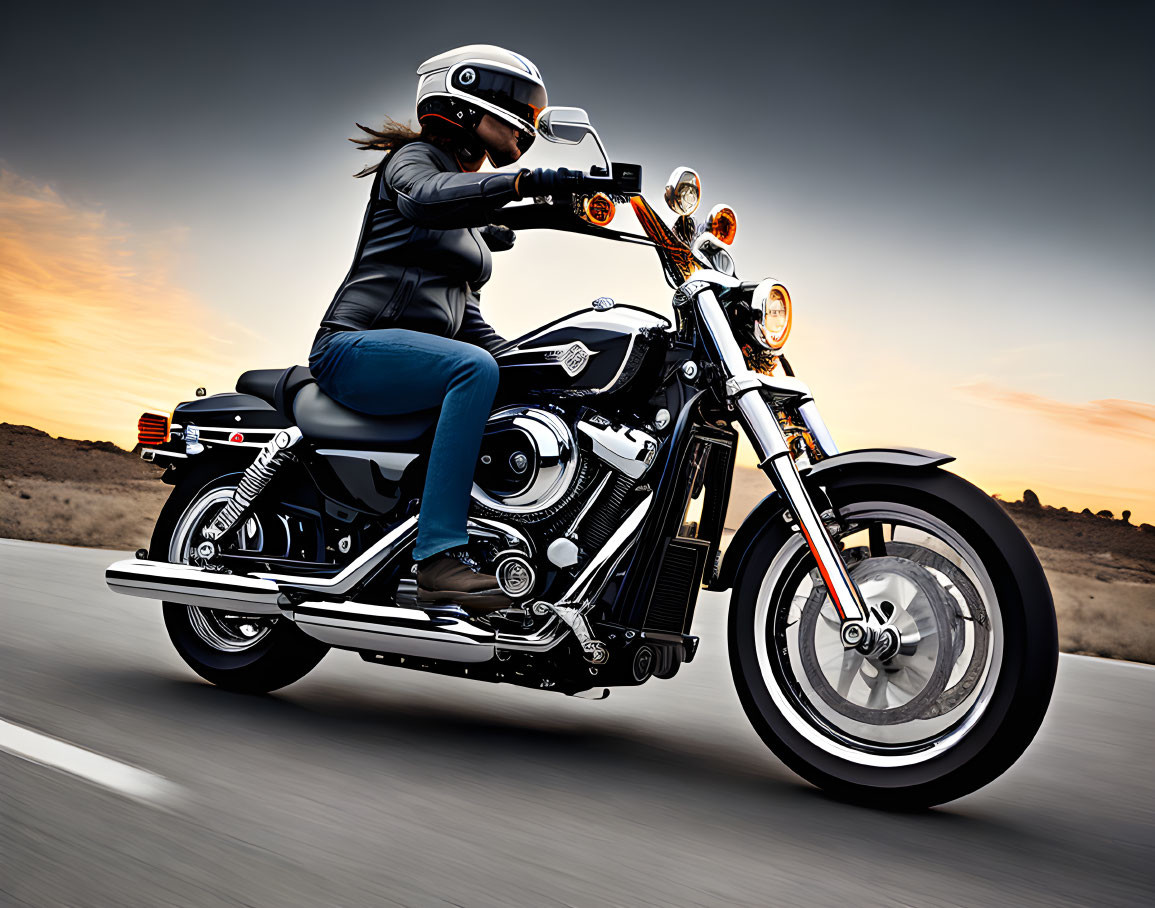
[451,63,547,133]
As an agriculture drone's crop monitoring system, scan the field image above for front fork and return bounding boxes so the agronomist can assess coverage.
[690,284,872,649]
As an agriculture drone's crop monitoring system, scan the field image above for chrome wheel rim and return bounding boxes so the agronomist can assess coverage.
[169,485,277,653]
[753,501,1003,767]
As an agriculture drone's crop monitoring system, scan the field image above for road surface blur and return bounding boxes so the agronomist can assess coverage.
[2,539,1152,907]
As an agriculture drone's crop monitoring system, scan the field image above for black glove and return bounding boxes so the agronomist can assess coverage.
[516,167,597,200]
[479,224,516,252]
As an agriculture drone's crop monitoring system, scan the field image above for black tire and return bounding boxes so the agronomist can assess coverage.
[151,466,329,694]
[728,465,1058,809]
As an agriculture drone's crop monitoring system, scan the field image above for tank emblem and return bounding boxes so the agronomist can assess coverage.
[551,342,593,376]
[591,296,616,311]
[508,341,597,377]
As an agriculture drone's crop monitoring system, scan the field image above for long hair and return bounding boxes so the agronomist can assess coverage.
[349,117,424,178]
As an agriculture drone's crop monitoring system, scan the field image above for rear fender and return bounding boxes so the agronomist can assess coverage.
[146,392,291,482]
[710,447,955,591]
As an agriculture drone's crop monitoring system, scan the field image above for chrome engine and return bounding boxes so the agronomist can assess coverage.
[471,406,586,516]
[469,405,659,582]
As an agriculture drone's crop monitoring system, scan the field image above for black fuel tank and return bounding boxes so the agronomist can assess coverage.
[495,305,670,398]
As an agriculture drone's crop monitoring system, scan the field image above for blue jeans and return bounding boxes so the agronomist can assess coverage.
[310,329,500,562]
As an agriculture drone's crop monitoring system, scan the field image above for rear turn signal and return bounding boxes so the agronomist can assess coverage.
[137,411,169,446]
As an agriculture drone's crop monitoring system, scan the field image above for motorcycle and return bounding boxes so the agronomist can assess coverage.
[107,107,1058,808]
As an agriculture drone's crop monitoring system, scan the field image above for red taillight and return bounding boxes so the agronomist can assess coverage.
[137,411,169,446]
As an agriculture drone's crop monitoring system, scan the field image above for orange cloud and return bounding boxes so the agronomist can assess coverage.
[957,381,1155,442]
[0,170,271,448]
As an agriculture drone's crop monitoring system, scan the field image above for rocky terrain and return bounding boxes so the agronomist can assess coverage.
[2,422,1151,662]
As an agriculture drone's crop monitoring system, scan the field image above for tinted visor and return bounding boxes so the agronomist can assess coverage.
[451,63,547,133]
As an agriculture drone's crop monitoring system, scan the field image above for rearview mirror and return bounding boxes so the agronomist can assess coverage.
[535,106,612,179]
[537,107,593,144]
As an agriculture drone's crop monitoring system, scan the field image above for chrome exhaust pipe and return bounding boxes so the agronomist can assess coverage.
[287,600,500,663]
[106,495,653,665]
[104,516,421,615]
[105,559,283,615]
[286,598,571,662]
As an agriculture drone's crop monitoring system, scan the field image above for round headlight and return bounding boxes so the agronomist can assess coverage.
[751,280,792,350]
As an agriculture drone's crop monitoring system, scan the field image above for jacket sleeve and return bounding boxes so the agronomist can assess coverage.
[384,143,523,229]
[456,295,508,355]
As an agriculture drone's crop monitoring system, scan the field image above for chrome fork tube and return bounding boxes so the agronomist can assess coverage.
[694,288,866,627]
[798,400,839,458]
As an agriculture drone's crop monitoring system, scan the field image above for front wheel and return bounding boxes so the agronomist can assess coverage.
[153,468,329,694]
[729,466,1058,808]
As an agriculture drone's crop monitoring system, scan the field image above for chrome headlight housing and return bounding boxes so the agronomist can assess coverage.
[751,279,792,350]
[664,166,701,216]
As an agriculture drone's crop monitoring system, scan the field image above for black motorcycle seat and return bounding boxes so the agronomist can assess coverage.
[235,369,283,405]
[292,382,438,449]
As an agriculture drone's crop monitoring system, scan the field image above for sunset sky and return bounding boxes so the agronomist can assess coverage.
[1,1,1152,522]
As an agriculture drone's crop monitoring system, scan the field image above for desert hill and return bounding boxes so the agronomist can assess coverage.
[0,423,167,549]
[1,423,161,482]
[2,422,1151,661]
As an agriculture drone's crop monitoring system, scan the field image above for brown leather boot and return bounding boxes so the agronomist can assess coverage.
[416,550,510,613]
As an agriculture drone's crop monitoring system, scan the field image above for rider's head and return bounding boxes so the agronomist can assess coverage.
[416,45,547,168]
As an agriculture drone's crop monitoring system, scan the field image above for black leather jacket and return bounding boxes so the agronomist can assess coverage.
[312,141,522,358]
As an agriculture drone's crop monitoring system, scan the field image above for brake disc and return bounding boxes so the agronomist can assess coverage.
[798,555,956,725]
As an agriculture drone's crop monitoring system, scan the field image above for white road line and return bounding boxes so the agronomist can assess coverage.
[0,717,181,807]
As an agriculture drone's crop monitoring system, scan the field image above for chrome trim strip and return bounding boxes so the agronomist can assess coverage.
[724,371,812,401]
[255,516,419,595]
[193,426,281,449]
[559,492,653,609]
[195,427,280,435]
[565,472,612,535]
[140,448,188,462]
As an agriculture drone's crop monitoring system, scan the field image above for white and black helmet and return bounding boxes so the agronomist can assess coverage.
[416,45,547,156]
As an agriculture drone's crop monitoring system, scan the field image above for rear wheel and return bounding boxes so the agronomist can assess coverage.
[152,468,329,694]
[728,466,1058,808]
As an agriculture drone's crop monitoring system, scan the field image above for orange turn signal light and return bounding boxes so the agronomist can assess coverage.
[705,204,737,245]
[137,411,169,446]
[583,192,615,227]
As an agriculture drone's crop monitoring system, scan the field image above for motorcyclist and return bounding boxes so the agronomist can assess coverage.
[309,45,596,613]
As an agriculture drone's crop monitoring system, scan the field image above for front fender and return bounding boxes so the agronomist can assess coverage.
[710,447,955,591]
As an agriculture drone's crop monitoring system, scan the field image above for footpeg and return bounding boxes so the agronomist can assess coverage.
[533,601,608,664]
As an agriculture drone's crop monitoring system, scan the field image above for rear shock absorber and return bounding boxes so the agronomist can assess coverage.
[202,427,302,542]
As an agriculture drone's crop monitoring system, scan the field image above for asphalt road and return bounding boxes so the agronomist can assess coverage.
[1,539,1152,908]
